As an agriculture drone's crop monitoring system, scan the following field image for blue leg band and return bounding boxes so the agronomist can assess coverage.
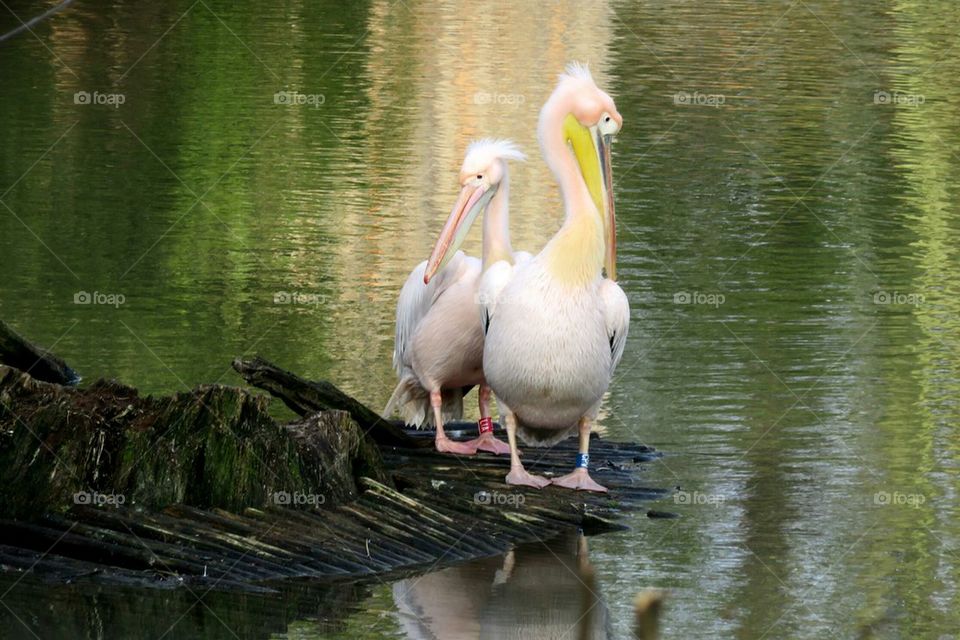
[576,453,589,469]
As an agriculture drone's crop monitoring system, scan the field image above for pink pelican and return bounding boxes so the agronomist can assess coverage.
[386,140,527,455]
[424,65,629,491]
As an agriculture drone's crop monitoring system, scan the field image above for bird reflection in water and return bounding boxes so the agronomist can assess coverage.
[393,531,611,639]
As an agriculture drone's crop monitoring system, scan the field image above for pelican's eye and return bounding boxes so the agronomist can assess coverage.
[598,112,619,136]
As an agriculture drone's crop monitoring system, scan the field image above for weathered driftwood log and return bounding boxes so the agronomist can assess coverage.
[0,320,80,385]
[0,365,388,518]
[232,355,422,448]
[0,323,669,595]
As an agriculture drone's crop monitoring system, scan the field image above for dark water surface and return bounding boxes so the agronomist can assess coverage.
[1,1,959,638]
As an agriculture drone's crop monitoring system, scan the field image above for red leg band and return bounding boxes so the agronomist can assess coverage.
[478,417,494,434]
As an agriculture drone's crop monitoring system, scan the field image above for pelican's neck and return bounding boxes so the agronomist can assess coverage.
[538,93,605,285]
[482,168,513,270]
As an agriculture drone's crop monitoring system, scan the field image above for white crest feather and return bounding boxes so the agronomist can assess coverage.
[465,138,526,166]
[561,61,594,84]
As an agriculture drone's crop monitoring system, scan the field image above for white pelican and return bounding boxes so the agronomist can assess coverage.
[392,532,610,638]
[425,64,628,491]
[385,140,526,455]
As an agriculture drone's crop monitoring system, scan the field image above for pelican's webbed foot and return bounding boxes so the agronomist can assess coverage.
[551,467,608,493]
[435,436,478,456]
[467,432,512,455]
[505,467,551,489]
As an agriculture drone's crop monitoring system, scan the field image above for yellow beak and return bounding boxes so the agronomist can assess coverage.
[598,133,616,281]
[562,114,618,281]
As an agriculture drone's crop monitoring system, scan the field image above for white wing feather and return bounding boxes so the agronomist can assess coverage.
[477,253,531,335]
[393,251,468,375]
[600,279,630,374]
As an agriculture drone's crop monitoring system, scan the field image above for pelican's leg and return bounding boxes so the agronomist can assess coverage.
[577,534,589,570]
[551,417,608,492]
[504,411,550,488]
[464,384,511,455]
[493,549,516,585]
[431,390,478,455]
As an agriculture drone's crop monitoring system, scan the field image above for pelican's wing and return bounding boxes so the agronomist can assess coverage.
[393,251,469,374]
[600,279,630,374]
[477,258,518,335]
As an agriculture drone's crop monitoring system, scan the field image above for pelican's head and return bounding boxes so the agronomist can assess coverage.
[546,63,622,279]
[424,139,526,283]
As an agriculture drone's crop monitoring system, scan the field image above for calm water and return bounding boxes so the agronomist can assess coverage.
[1,0,959,638]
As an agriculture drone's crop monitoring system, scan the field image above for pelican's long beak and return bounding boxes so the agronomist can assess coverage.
[563,114,619,281]
[424,182,494,284]
[597,132,616,281]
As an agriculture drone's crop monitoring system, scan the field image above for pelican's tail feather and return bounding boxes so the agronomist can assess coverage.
[383,375,465,428]
[384,375,430,427]
[440,390,465,426]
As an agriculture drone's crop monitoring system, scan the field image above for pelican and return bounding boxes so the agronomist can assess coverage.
[385,140,526,455]
[425,64,629,491]
[392,531,611,639]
